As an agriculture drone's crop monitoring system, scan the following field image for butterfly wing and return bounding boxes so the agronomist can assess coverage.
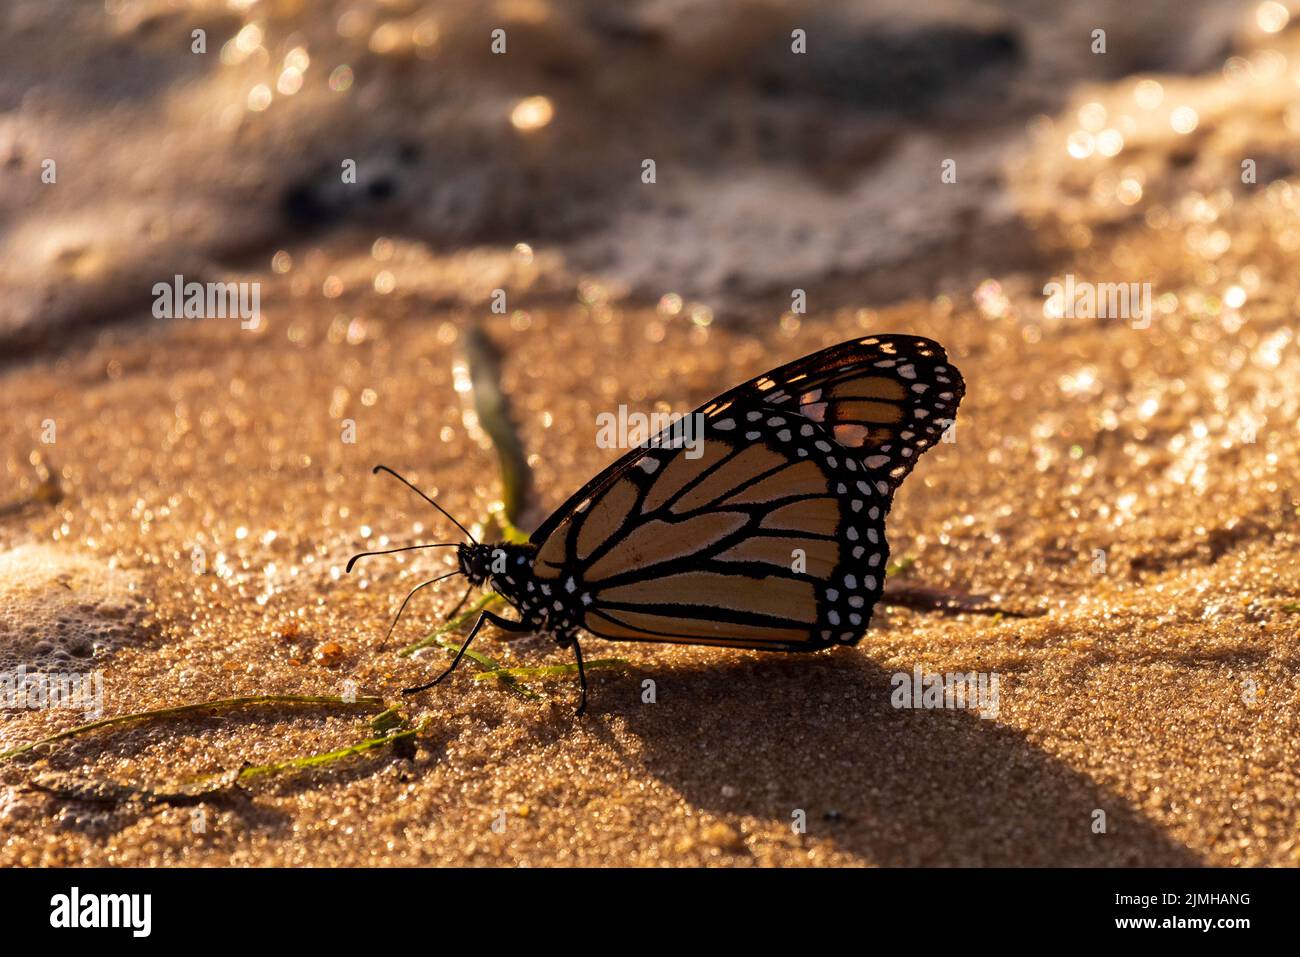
[530,335,963,649]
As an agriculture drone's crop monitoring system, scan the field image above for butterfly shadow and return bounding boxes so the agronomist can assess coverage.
[609,650,1203,866]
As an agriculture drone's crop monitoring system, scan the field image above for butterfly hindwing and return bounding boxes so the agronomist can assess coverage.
[530,335,963,650]
[534,408,886,649]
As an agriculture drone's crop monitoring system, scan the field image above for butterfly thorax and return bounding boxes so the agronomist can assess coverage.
[457,542,580,640]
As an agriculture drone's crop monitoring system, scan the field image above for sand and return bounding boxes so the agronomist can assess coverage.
[2,0,1298,866]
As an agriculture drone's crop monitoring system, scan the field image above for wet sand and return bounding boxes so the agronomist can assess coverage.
[2,0,1299,865]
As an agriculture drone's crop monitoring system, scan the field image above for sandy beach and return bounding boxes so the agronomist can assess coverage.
[2,0,1298,866]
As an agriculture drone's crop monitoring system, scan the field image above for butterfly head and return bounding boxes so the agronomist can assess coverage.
[456,541,538,594]
[456,542,496,586]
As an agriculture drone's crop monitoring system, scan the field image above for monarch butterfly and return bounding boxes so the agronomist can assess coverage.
[350,334,963,714]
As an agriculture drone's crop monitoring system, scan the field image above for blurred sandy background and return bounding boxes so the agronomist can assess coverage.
[2,0,1299,866]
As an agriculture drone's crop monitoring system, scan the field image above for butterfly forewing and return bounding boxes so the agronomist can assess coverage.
[741,334,963,490]
[531,335,963,650]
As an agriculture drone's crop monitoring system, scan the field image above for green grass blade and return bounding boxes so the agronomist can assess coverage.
[0,694,388,763]
[237,723,426,781]
[887,555,916,576]
[398,591,504,657]
[464,324,533,529]
[427,639,540,700]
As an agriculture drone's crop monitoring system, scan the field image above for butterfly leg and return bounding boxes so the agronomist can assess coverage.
[569,635,588,718]
[402,610,531,695]
[441,583,473,623]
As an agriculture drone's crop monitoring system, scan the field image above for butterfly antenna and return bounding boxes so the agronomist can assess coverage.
[378,569,462,651]
[372,464,478,544]
[346,542,460,574]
